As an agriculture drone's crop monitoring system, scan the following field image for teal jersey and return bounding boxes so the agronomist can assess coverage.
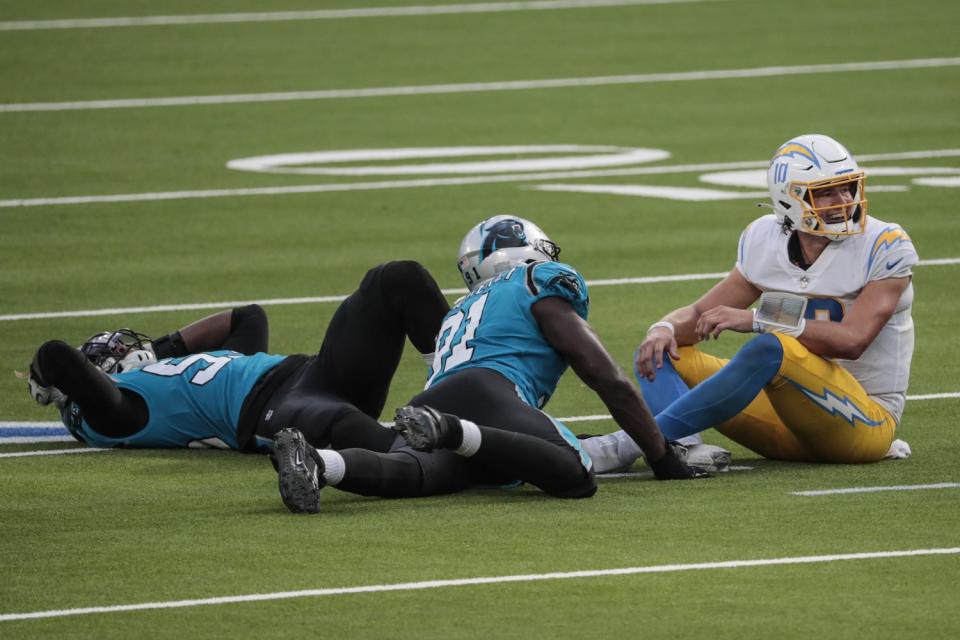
[426,261,589,408]
[68,351,286,449]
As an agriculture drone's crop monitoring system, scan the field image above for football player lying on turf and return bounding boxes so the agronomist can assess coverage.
[25,261,450,454]
[272,215,705,514]
[580,134,915,473]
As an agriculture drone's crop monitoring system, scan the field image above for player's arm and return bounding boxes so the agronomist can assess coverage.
[152,304,268,358]
[532,297,702,479]
[798,276,910,359]
[31,340,147,438]
[636,270,761,380]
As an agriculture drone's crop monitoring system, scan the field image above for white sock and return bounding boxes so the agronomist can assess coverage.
[579,430,643,473]
[316,449,346,485]
[421,351,435,367]
[455,419,482,457]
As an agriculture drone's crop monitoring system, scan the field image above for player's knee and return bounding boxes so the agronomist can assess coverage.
[538,450,597,498]
[357,260,430,298]
[550,472,597,499]
[738,333,784,367]
[380,260,433,293]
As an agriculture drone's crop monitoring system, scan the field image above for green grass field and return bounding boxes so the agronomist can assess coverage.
[2,0,959,636]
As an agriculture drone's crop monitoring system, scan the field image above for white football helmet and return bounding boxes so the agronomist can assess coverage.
[767,134,868,241]
[457,215,560,291]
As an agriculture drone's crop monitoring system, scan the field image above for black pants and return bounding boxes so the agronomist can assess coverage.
[337,368,597,500]
[255,260,449,451]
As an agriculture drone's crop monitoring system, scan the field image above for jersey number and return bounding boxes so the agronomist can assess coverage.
[426,293,489,386]
[142,353,239,386]
[804,298,845,322]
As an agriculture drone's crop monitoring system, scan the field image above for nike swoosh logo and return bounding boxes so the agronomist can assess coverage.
[886,258,904,270]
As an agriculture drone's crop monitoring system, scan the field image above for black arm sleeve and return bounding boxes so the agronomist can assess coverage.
[221,304,269,355]
[34,340,148,438]
[151,304,268,358]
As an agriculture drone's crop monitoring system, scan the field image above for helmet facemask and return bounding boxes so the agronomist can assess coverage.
[80,329,154,374]
[791,172,868,240]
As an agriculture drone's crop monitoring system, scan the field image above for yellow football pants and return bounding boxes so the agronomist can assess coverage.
[673,334,896,463]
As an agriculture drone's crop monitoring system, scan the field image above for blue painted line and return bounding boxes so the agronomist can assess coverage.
[0,426,70,438]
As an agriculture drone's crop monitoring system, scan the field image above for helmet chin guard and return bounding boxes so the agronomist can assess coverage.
[767,134,868,242]
[457,215,560,291]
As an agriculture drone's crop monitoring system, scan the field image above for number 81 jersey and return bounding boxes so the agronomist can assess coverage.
[67,351,286,449]
[426,261,590,408]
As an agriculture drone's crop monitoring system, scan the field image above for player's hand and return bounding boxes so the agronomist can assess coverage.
[18,357,67,408]
[647,442,710,480]
[696,306,754,341]
[635,328,679,382]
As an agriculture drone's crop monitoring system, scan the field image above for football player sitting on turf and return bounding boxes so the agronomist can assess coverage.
[580,134,916,472]
[25,261,449,455]
[272,215,705,513]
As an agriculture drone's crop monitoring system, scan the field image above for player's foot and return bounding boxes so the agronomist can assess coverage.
[673,442,731,473]
[392,405,458,452]
[273,428,325,514]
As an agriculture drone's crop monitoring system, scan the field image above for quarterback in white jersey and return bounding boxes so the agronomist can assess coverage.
[582,134,917,471]
[736,212,916,422]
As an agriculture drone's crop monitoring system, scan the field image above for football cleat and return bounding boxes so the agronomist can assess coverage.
[273,428,325,514]
[392,405,451,452]
[674,442,732,473]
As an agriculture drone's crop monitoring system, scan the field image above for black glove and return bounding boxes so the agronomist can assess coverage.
[647,441,710,480]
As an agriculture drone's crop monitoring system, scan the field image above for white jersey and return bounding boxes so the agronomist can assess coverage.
[736,214,918,422]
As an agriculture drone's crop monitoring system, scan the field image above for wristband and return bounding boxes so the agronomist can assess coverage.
[150,331,187,359]
[752,292,808,337]
[646,321,675,337]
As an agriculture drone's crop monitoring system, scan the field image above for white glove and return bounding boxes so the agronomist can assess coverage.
[20,368,68,408]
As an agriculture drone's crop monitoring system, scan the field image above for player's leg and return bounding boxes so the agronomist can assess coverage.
[256,377,397,452]
[307,261,449,417]
[580,341,806,471]
[670,344,818,461]
[760,334,896,463]
[653,334,788,441]
[402,369,597,499]
[272,427,467,513]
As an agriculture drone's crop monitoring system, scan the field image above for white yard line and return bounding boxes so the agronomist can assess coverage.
[0,0,712,31]
[3,148,959,210]
[793,483,960,497]
[2,58,958,113]
[598,466,753,478]
[0,436,77,445]
[0,447,111,459]
[906,392,960,401]
[0,421,63,429]
[1,547,956,621]
[2,258,957,322]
